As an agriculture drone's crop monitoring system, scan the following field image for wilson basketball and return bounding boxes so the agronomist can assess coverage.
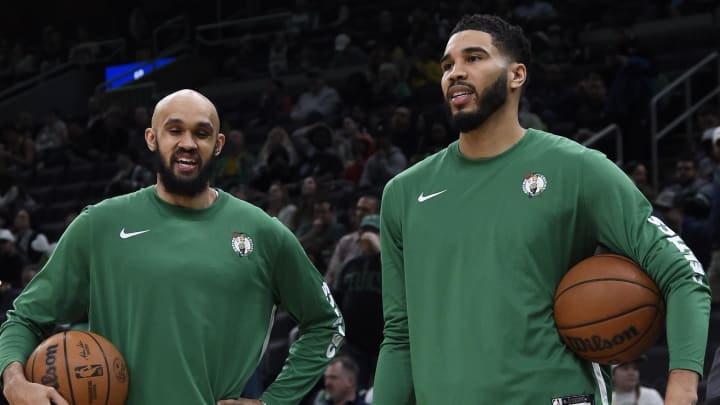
[553,254,664,365]
[25,330,129,405]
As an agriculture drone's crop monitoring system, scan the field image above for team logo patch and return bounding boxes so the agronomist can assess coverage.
[522,172,547,198]
[231,232,254,257]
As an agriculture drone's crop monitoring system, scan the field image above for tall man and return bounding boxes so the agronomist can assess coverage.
[372,14,710,405]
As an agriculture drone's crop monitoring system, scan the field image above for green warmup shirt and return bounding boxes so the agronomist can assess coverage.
[372,129,710,405]
[0,187,344,405]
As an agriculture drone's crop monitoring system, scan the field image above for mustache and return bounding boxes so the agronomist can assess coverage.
[171,148,201,161]
[447,81,477,99]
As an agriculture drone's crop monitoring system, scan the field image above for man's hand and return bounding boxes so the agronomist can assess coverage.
[664,369,699,405]
[217,399,265,405]
[3,362,69,405]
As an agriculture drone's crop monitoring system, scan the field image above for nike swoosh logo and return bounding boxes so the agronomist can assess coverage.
[119,228,151,239]
[418,190,447,202]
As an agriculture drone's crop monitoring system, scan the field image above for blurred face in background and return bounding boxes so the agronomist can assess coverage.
[612,362,640,392]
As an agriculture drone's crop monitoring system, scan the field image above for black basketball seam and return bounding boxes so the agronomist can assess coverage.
[80,330,112,405]
[556,304,661,329]
[554,277,661,303]
[581,306,664,363]
[63,331,78,405]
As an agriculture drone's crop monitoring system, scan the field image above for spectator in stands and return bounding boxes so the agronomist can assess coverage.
[0,263,39,324]
[104,149,153,197]
[653,186,713,267]
[264,181,297,229]
[572,71,609,138]
[612,356,664,405]
[371,62,412,106]
[296,123,344,182]
[407,40,443,101]
[34,110,68,168]
[317,355,370,405]
[412,120,452,164]
[11,208,49,264]
[329,33,368,68]
[0,229,25,289]
[696,106,720,180]
[344,133,375,185]
[333,214,383,390]
[256,79,293,126]
[214,129,256,188]
[255,126,299,172]
[296,198,346,272]
[659,155,714,219]
[358,132,407,193]
[0,125,35,171]
[290,175,320,232]
[325,194,380,289]
[623,160,657,201]
[250,144,297,195]
[290,70,342,123]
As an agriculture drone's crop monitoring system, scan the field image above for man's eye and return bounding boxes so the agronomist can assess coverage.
[441,63,453,72]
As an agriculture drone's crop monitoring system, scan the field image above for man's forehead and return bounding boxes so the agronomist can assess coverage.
[444,30,495,55]
[152,92,219,128]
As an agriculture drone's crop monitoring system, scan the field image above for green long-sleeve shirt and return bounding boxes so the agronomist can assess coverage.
[0,187,344,404]
[373,129,710,405]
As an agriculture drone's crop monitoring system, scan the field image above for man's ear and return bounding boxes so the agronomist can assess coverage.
[214,133,226,155]
[145,128,156,151]
[509,63,527,89]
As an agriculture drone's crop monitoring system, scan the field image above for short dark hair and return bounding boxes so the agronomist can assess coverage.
[450,14,532,68]
[330,355,359,378]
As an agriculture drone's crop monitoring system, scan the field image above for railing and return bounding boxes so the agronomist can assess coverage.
[582,123,624,164]
[195,12,290,46]
[650,51,720,189]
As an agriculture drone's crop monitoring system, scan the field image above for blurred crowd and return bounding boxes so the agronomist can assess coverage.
[1,0,720,404]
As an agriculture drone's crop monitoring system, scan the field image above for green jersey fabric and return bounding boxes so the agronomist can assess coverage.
[0,187,344,405]
[373,129,710,405]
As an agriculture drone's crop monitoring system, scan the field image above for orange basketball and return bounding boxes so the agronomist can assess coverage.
[25,330,129,405]
[553,254,665,365]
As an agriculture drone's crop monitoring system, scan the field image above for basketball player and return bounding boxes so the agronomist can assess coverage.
[372,14,710,405]
[0,89,344,405]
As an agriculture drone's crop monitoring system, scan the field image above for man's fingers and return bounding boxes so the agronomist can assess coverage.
[48,387,70,405]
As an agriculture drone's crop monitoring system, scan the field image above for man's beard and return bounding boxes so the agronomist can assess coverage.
[153,145,218,197]
[448,71,508,133]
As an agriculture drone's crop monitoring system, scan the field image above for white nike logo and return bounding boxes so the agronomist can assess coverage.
[418,190,447,202]
[119,228,151,239]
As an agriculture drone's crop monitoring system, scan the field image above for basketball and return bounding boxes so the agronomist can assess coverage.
[25,330,129,405]
[553,254,665,365]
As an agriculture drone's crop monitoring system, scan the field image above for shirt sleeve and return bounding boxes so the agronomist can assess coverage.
[372,178,415,404]
[0,207,91,381]
[581,150,711,376]
[260,222,344,405]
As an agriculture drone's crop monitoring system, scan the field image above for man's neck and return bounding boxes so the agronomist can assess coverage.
[154,183,218,209]
[457,109,526,159]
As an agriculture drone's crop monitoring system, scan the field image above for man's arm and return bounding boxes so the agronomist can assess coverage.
[581,151,710,401]
[259,223,343,405]
[372,179,415,405]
